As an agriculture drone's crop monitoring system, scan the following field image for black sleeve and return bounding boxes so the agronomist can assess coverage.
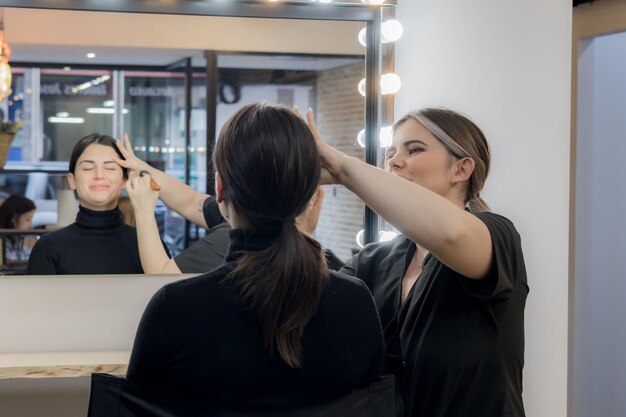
[126,285,175,388]
[174,224,230,273]
[459,212,525,300]
[324,248,345,271]
[26,236,58,275]
[339,242,385,289]
[202,196,225,228]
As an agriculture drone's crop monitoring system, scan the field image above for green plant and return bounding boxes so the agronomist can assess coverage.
[0,120,23,134]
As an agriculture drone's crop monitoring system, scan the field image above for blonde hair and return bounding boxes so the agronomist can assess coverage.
[393,108,491,213]
[118,196,136,227]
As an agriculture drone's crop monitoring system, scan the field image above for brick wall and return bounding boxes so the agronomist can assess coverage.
[314,62,365,263]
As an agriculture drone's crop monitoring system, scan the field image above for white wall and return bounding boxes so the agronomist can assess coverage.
[394,1,572,416]
[574,31,626,417]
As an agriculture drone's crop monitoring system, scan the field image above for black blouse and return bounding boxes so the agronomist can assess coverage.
[341,212,528,417]
[127,228,384,409]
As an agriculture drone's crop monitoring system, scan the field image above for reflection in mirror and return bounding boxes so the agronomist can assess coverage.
[0,7,369,272]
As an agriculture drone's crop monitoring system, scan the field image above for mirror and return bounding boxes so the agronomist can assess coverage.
[0,3,383,274]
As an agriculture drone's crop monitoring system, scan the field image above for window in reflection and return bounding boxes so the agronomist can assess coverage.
[0,52,368,268]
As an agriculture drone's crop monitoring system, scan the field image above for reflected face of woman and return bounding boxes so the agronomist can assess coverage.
[67,144,125,211]
[385,119,457,198]
[14,209,35,230]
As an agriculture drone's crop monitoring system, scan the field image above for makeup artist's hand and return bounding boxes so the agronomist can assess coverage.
[303,108,347,185]
[126,170,161,215]
[114,134,151,176]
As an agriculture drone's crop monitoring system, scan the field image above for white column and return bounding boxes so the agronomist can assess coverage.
[394,1,572,416]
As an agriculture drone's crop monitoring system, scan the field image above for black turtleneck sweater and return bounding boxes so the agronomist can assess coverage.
[126,228,384,410]
[27,206,144,275]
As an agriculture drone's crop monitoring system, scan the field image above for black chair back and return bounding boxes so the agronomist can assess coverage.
[87,373,398,417]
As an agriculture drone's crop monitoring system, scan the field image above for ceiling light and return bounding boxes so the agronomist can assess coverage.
[56,111,69,118]
[103,99,115,107]
[87,107,129,114]
[86,52,96,59]
[48,116,84,124]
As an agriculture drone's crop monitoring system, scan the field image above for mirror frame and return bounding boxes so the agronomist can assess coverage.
[0,0,389,244]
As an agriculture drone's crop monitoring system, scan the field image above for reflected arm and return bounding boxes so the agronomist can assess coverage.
[127,173,182,275]
[115,135,210,229]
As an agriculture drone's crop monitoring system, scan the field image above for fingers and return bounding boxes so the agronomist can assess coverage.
[126,173,158,194]
[305,107,322,142]
[124,133,132,151]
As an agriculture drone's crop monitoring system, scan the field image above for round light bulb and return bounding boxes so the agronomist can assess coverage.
[357,129,366,148]
[379,126,393,147]
[380,73,401,95]
[356,229,365,248]
[358,78,367,97]
[358,27,367,47]
[381,20,404,43]
[379,230,398,242]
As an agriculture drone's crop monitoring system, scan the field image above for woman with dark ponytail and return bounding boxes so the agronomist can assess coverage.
[125,103,384,409]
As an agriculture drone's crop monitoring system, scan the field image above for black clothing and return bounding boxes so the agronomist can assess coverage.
[27,206,144,275]
[174,223,230,273]
[341,212,528,417]
[88,372,397,417]
[174,197,230,273]
[175,196,345,272]
[127,228,385,409]
[324,248,345,271]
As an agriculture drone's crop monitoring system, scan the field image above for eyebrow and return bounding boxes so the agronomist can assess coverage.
[387,139,428,152]
[78,160,117,165]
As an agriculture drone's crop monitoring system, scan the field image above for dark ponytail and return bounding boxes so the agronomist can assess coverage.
[213,102,329,368]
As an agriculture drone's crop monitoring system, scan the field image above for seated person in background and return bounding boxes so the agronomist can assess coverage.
[0,194,37,262]
[27,133,145,275]
[172,195,230,273]
[123,102,384,410]
[116,143,344,273]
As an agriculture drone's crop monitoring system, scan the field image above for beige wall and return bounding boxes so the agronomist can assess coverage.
[5,8,364,57]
